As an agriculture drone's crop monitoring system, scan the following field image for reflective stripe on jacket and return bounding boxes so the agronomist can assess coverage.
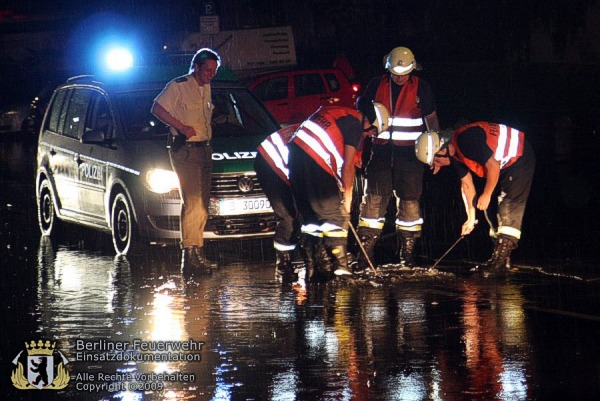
[257,124,301,184]
[291,106,361,187]
[453,122,525,178]
[372,75,426,146]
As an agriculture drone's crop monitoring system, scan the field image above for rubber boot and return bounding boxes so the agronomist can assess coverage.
[299,235,316,282]
[314,241,333,282]
[355,227,379,273]
[484,234,517,277]
[195,246,217,272]
[276,250,296,281]
[398,231,417,268]
[181,246,206,274]
[328,244,352,276]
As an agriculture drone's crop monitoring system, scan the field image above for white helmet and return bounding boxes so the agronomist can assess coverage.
[414,130,453,166]
[357,97,390,134]
[384,47,421,76]
[372,102,390,133]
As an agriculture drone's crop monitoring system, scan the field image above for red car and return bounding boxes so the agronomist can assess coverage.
[247,68,361,125]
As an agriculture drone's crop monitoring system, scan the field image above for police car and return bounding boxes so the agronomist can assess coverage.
[35,57,279,255]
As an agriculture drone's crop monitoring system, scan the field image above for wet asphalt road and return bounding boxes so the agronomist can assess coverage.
[2,135,600,401]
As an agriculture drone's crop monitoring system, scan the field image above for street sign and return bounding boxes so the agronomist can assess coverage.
[200,16,220,35]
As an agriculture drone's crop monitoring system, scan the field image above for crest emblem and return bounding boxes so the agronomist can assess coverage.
[11,339,70,390]
[27,354,54,389]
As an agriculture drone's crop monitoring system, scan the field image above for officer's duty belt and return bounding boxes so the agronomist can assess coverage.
[185,140,211,147]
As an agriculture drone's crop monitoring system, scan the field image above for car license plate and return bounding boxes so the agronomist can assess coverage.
[219,197,273,215]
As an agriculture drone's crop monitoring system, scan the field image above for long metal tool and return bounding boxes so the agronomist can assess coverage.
[430,235,464,270]
[430,219,478,269]
[348,222,378,276]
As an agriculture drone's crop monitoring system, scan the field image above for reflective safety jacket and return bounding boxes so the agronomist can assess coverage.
[257,124,301,185]
[291,106,362,187]
[372,75,426,146]
[453,122,525,177]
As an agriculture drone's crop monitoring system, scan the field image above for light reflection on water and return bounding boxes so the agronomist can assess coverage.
[28,237,537,401]
[34,238,133,338]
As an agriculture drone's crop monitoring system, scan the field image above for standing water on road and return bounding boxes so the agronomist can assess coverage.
[1,131,599,401]
[3,235,600,401]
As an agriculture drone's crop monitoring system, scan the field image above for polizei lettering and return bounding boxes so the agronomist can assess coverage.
[80,163,103,181]
[212,151,257,161]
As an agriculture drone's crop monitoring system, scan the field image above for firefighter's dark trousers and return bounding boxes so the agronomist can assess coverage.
[288,142,349,247]
[497,141,536,239]
[254,153,300,249]
[359,144,425,232]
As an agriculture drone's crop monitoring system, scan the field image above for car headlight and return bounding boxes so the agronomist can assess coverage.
[145,169,180,194]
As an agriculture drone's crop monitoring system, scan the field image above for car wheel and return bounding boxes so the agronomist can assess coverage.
[111,192,137,255]
[38,179,59,235]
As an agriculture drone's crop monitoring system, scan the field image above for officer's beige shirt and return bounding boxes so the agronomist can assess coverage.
[154,74,214,142]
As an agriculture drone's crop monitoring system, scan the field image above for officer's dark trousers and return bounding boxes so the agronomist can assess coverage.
[169,146,212,248]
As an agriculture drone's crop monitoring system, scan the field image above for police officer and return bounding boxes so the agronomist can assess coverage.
[151,48,221,272]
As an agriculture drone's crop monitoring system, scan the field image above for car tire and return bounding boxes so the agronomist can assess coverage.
[111,192,138,255]
[38,179,59,236]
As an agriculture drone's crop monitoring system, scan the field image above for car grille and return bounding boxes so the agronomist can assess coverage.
[207,214,278,235]
[211,173,264,197]
[148,213,278,235]
[160,173,264,200]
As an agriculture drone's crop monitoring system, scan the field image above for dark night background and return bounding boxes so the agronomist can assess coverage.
[1,0,599,266]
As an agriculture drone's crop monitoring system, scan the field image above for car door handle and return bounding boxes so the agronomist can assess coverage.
[74,155,82,165]
[50,149,56,156]
[275,101,289,106]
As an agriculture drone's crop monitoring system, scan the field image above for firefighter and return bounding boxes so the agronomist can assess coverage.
[356,46,440,271]
[287,100,389,281]
[255,124,302,280]
[414,122,536,276]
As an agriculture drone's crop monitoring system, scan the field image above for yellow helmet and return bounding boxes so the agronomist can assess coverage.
[357,97,390,134]
[383,47,420,76]
[414,130,452,166]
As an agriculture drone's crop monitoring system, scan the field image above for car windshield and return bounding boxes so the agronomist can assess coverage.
[116,87,278,140]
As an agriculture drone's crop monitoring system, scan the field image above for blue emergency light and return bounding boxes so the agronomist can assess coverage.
[105,47,134,71]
